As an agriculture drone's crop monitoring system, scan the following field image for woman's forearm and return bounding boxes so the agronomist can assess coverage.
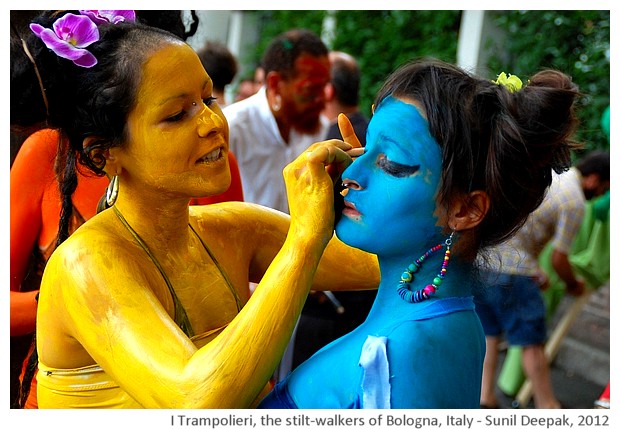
[185,228,323,408]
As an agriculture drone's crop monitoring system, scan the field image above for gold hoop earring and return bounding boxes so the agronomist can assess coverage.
[106,175,119,207]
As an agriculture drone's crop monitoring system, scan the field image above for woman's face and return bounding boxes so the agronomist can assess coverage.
[120,41,230,199]
[335,96,443,257]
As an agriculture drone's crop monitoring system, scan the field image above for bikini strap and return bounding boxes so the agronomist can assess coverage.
[113,206,195,337]
[189,223,243,312]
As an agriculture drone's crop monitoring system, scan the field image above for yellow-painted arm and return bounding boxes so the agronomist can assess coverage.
[313,234,380,291]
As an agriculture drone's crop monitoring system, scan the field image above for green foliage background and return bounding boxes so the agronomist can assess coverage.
[249,10,609,151]
[329,11,461,119]
[486,10,610,152]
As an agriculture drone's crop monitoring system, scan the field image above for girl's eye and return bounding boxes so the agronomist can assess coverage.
[165,97,216,122]
[377,155,420,177]
[203,96,217,106]
[166,111,186,122]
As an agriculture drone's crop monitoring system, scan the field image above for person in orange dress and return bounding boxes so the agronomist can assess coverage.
[10,129,109,408]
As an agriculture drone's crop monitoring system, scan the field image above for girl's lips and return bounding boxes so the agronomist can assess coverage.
[196,147,224,164]
[342,200,361,217]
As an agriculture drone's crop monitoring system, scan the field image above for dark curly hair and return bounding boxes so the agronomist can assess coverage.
[197,40,238,93]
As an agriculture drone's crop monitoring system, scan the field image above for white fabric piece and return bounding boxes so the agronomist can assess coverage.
[358,335,390,409]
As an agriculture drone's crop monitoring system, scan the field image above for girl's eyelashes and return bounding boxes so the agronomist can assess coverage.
[166,111,186,122]
[377,155,420,178]
[165,97,217,122]
[203,96,216,106]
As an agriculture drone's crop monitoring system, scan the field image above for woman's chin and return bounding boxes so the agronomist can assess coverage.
[335,220,364,249]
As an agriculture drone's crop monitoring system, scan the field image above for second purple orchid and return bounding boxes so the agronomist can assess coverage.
[79,10,136,25]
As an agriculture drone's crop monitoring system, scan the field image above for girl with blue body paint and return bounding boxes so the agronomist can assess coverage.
[259,58,581,409]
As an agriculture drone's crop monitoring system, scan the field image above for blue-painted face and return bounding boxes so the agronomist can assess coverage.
[335,96,443,257]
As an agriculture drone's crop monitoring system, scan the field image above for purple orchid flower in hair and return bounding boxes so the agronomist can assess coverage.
[30,13,100,68]
[79,10,136,25]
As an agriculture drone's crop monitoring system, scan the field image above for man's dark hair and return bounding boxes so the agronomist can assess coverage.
[331,53,361,107]
[576,150,610,182]
[261,29,328,79]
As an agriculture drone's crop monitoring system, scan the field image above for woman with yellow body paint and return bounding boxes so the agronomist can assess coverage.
[16,11,378,408]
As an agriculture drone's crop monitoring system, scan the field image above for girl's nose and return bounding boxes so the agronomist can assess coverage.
[342,178,363,190]
[197,107,224,138]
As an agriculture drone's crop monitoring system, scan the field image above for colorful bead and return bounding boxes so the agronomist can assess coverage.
[424,285,436,295]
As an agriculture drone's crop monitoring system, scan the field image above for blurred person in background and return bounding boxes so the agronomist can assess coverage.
[223,28,330,214]
[196,40,238,107]
[323,51,369,147]
[475,149,609,409]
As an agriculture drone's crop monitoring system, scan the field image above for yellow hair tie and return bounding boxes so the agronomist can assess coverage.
[492,72,523,93]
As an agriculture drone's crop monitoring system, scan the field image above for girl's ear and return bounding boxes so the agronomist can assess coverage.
[83,136,121,176]
[448,190,490,231]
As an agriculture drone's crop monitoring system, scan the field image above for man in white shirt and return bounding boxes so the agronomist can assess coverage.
[223,29,330,214]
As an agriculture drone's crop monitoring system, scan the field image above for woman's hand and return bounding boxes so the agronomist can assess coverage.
[534,270,550,291]
[325,113,364,179]
[283,139,353,243]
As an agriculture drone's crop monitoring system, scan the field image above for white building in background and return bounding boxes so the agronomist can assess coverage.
[457,11,505,76]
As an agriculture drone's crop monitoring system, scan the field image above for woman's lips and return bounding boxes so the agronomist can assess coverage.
[196,147,224,164]
[342,200,361,218]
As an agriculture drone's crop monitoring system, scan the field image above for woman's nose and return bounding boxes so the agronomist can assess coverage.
[197,107,224,138]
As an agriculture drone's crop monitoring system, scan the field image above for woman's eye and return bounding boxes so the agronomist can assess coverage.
[377,155,420,177]
[166,111,186,122]
[165,97,217,122]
